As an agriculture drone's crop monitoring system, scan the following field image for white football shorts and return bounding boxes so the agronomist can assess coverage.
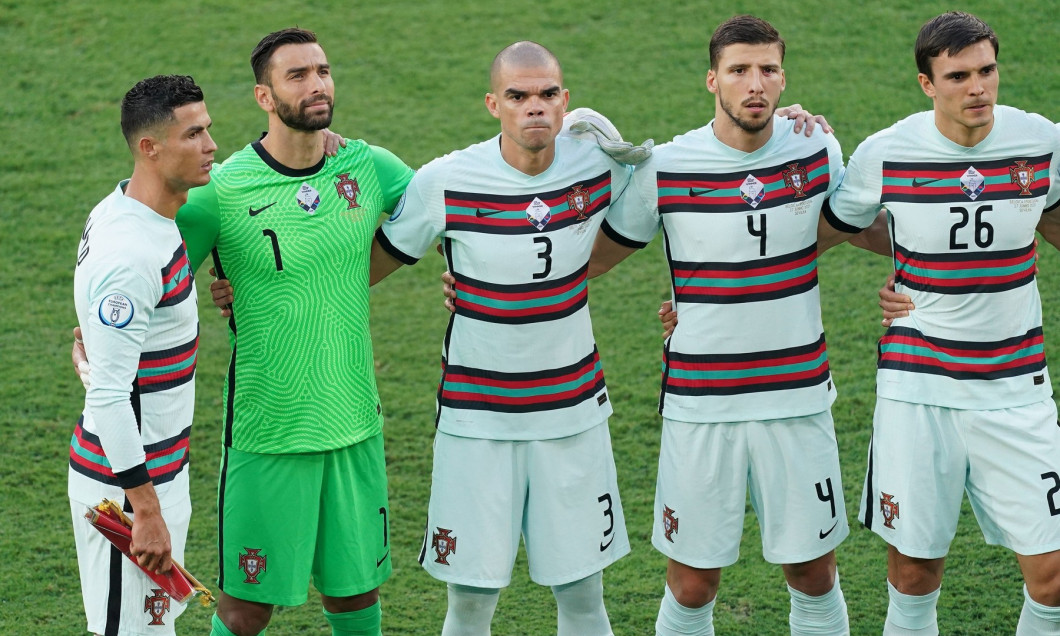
[419,421,629,587]
[859,397,1060,559]
[70,494,191,636]
[653,412,848,568]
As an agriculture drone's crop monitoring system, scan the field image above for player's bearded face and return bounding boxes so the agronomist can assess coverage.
[709,43,785,135]
[272,90,334,132]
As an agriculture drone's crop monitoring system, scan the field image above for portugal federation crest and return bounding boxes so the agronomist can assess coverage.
[239,547,267,584]
[567,184,591,221]
[662,505,679,542]
[1009,160,1036,196]
[143,589,170,626]
[432,527,457,565]
[880,493,900,529]
[335,173,361,209]
[781,163,809,198]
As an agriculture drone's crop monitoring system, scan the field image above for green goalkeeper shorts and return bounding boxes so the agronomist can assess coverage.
[217,433,391,605]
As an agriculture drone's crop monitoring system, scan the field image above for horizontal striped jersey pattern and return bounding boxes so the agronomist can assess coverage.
[664,334,829,396]
[440,347,605,413]
[445,171,611,234]
[879,326,1046,381]
[157,243,194,307]
[453,265,587,324]
[70,417,191,486]
[672,243,818,304]
[895,241,1035,295]
[657,148,829,214]
[137,332,198,394]
[881,154,1051,204]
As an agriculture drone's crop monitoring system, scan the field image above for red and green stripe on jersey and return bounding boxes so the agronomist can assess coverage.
[657,148,829,214]
[895,241,1036,295]
[158,243,193,307]
[444,171,611,234]
[663,334,830,396]
[69,417,191,487]
[439,347,605,413]
[879,326,1046,380]
[881,154,1051,203]
[137,332,198,393]
[453,264,587,324]
[669,242,818,304]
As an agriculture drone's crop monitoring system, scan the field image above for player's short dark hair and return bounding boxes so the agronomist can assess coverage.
[915,12,998,79]
[251,27,318,85]
[120,75,204,147]
[709,15,785,69]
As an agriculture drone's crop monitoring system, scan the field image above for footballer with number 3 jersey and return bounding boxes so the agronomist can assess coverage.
[370,41,635,636]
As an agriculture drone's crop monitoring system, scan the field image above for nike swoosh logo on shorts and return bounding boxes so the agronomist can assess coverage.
[688,187,716,197]
[599,535,614,552]
[819,521,838,539]
[249,202,277,216]
[911,178,941,188]
[475,208,504,217]
[376,549,390,568]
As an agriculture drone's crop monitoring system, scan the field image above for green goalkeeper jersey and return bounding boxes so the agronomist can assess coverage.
[178,139,414,453]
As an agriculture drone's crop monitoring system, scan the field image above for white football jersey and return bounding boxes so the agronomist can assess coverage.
[830,106,1060,409]
[605,117,845,423]
[378,135,633,440]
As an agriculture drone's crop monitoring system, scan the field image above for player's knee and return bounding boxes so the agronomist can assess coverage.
[783,553,837,596]
[1026,573,1060,607]
[667,564,719,608]
[889,551,944,596]
[321,587,381,613]
[217,594,273,636]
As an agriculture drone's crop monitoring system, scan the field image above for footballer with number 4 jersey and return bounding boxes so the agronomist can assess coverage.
[71,75,216,636]
[593,16,856,636]
[826,12,1060,635]
[370,41,638,636]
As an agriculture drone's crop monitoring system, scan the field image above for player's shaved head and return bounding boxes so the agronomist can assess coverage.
[915,12,998,80]
[120,75,204,149]
[709,15,785,69]
[490,41,562,91]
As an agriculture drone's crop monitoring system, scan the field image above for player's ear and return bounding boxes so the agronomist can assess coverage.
[137,135,160,160]
[484,92,500,120]
[254,84,274,114]
[917,73,936,99]
[706,70,718,95]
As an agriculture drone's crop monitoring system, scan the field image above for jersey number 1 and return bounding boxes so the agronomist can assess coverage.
[262,229,284,271]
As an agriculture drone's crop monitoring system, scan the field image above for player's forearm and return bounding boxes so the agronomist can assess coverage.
[846,210,892,256]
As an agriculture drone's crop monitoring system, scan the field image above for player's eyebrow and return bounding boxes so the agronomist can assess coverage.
[285,63,330,76]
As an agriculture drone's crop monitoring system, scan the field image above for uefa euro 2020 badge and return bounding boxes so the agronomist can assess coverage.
[99,293,134,328]
[297,183,321,215]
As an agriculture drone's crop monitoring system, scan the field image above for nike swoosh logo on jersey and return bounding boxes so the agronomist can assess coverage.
[248,202,277,216]
[689,187,716,197]
[376,549,390,568]
[819,521,838,539]
[911,178,942,188]
[475,208,504,218]
[599,535,614,552]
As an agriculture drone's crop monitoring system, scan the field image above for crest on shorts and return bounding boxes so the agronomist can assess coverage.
[567,185,591,221]
[781,163,809,198]
[662,505,679,542]
[238,547,267,584]
[1009,160,1036,196]
[143,588,170,626]
[297,183,321,215]
[335,173,361,209]
[879,492,900,529]
[432,527,457,565]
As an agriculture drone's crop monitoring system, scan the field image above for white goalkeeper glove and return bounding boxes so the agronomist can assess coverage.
[561,108,654,165]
